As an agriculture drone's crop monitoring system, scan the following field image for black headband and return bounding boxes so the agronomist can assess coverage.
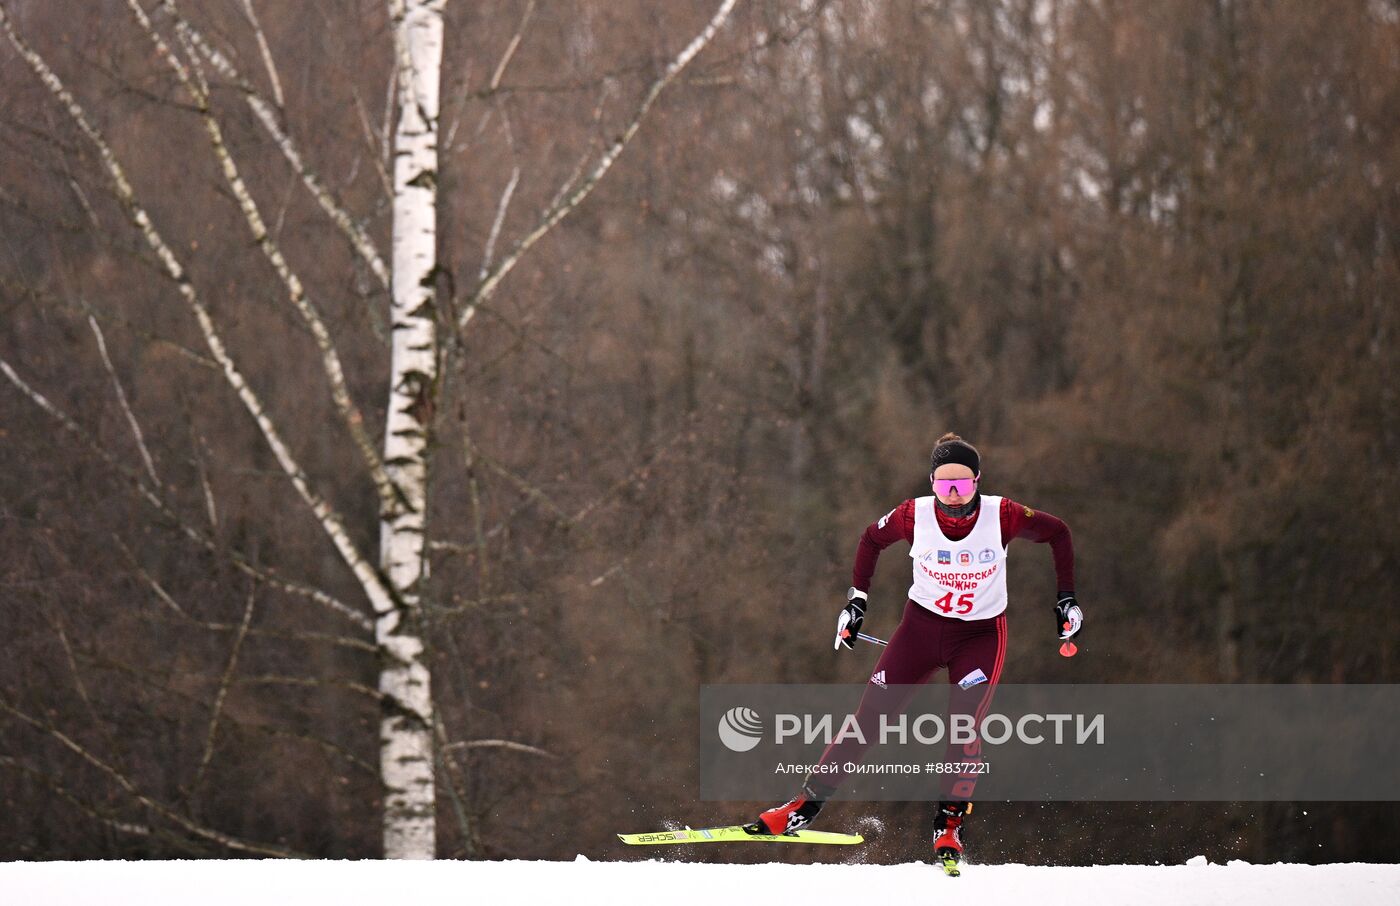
[931,440,980,477]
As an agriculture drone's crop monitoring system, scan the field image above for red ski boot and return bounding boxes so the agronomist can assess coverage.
[748,781,831,835]
[933,801,970,876]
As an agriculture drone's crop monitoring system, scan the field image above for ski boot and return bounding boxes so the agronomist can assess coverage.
[933,801,970,876]
[747,779,834,836]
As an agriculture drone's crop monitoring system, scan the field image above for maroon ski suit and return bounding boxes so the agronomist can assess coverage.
[815,494,1075,802]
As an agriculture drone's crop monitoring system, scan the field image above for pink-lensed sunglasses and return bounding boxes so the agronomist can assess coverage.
[932,476,978,497]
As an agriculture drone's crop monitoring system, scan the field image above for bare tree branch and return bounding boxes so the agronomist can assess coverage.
[2,352,372,630]
[159,0,393,291]
[457,0,740,332]
[73,650,378,777]
[443,738,554,759]
[128,0,406,520]
[233,674,387,704]
[38,600,127,768]
[187,422,219,530]
[58,159,102,230]
[0,755,213,853]
[465,436,575,530]
[462,420,489,590]
[351,81,397,199]
[432,715,476,856]
[0,355,157,506]
[466,412,700,545]
[136,610,377,654]
[238,0,285,110]
[9,268,222,372]
[86,310,160,488]
[0,694,306,858]
[112,536,187,617]
[187,583,257,800]
[0,4,399,620]
[444,0,536,149]
[73,646,390,707]
[380,41,397,179]
[488,0,536,95]
[478,166,520,283]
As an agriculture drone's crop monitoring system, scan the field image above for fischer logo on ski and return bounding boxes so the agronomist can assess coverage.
[617,825,863,846]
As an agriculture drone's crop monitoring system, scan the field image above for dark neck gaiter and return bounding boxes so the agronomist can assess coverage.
[936,492,981,519]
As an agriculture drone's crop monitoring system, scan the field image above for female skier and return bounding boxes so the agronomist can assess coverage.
[750,433,1083,874]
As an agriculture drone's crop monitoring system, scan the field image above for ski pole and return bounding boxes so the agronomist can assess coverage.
[862,625,1076,655]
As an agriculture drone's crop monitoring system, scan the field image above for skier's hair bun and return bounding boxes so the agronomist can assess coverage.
[935,432,963,444]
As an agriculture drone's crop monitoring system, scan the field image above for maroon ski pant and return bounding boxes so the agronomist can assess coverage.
[816,599,1008,802]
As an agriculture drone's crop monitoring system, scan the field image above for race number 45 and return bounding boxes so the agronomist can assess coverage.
[932,591,974,614]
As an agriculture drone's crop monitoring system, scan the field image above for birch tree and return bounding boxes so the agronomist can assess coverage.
[0,0,738,858]
[378,0,445,860]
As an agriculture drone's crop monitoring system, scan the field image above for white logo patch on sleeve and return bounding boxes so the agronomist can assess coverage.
[877,507,896,530]
[957,668,989,690]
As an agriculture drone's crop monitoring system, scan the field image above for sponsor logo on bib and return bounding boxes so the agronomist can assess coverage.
[957,550,973,566]
[937,550,951,564]
[978,548,996,563]
[958,668,989,689]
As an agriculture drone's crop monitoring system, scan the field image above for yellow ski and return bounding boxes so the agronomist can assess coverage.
[618,824,862,846]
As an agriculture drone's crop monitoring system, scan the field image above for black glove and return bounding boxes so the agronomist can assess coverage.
[1053,592,1083,641]
[835,587,867,650]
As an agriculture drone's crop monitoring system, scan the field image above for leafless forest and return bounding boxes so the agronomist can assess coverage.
[2,0,1398,863]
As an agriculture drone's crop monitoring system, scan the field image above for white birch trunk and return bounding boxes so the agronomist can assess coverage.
[380,0,444,860]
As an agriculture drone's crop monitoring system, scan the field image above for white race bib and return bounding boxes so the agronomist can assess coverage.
[908,496,1009,620]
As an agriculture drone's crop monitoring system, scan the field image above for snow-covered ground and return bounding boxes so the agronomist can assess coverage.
[3,857,1398,905]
